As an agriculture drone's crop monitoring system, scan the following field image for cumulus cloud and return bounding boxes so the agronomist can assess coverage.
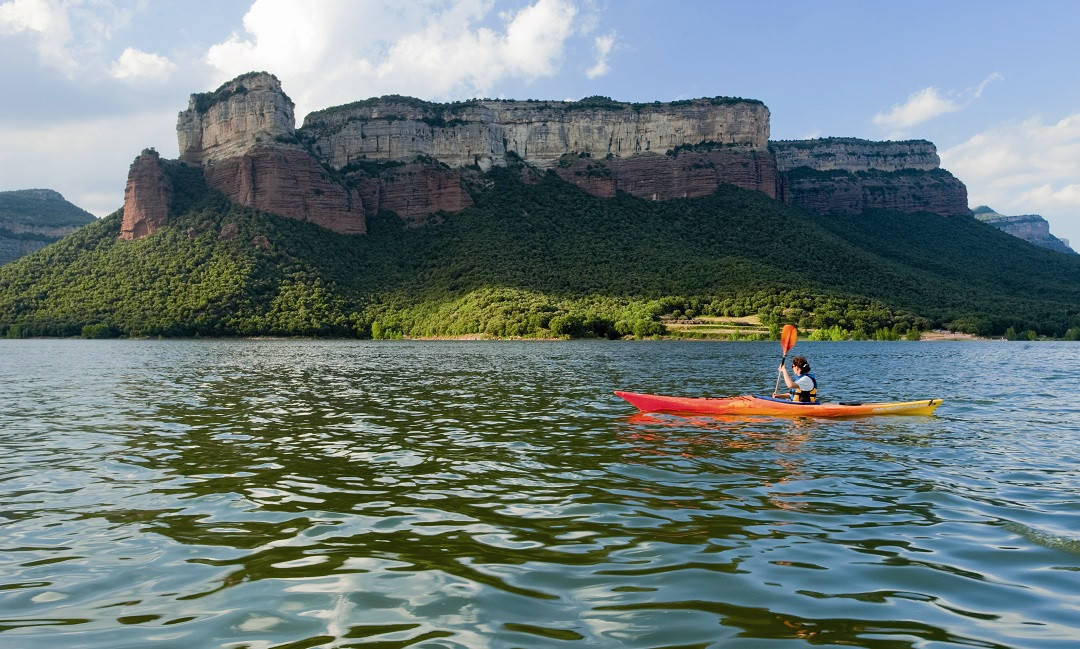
[873,73,1003,134]
[873,87,961,130]
[0,0,77,74]
[110,47,176,81]
[585,31,615,79]
[204,0,584,117]
[0,0,134,77]
[942,112,1080,245]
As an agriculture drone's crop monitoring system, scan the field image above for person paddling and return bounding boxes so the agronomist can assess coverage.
[778,356,817,402]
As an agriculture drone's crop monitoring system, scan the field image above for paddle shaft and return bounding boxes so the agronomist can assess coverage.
[773,325,798,397]
[774,353,788,396]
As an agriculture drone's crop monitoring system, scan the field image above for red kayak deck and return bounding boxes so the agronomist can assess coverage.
[615,391,943,417]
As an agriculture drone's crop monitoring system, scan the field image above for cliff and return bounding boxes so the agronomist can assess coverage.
[772,138,969,216]
[117,72,972,241]
[973,206,1075,254]
[301,95,770,169]
[120,150,173,240]
[174,73,366,234]
[0,189,96,265]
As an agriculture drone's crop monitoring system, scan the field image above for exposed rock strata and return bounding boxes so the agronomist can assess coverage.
[553,148,778,200]
[117,72,978,241]
[120,150,173,240]
[175,73,368,234]
[773,138,968,216]
[202,148,366,234]
[178,72,298,165]
[772,138,940,172]
[301,97,771,171]
[973,206,1074,253]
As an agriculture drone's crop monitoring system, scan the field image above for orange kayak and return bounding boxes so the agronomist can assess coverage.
[615,391,943,417]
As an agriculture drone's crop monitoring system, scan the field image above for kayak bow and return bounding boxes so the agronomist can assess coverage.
[615,391,943,417]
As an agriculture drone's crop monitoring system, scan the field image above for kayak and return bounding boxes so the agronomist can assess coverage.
[614,391,943,417]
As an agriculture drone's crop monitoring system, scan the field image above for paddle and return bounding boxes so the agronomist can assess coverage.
[773,324,798,397]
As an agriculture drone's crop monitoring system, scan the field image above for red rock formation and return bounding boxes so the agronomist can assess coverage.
[202,148,366,234]
[377,165,475,226]
[120,151,172,240]
[779,170,969,217]
[553,148,778,201]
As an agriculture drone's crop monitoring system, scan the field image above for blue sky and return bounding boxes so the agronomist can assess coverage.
[3,0,1080,247]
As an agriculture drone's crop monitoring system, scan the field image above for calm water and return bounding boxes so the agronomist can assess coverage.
[1,339,1078,648]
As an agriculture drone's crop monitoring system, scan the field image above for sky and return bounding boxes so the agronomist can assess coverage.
[3,0,1080,247]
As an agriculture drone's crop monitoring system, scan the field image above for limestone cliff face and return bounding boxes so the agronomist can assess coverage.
[772,138,968,217]
[172,72,367,235]
[301,97,771,172]
[772,138,940,172]
[177,72,298,165]
[973,206,1075,254]
[123,73,979,241]
[120,150,172,240]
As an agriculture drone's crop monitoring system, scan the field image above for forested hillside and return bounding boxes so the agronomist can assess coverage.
[0,189,97,266]
[1,163,1078,339]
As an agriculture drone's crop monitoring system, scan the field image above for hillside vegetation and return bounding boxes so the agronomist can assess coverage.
[0,189,97,228]
[1,163,1079,339]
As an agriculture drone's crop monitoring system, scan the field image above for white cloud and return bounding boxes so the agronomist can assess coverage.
[873,73,1004,134]
[110,47,176,81]
[873,87,960,130]
[942,113,1080,246]
[585,31,614,79]
[0,0,136,77]
[0,108,179,216]
[0,0,77,74]
[204,0,583,117]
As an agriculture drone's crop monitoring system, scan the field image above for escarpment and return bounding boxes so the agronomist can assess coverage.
[121,149,173,240]
[772,138,968,216]
[118,72,971,240]
[973,206,1075,254]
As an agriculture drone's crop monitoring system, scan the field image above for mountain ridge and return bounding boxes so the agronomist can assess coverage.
[0,189,96,266]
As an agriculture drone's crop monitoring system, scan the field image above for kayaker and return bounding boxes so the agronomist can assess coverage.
[778,356,817,402]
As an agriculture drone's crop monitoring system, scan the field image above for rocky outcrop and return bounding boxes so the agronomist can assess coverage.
[120,150,173,240]
[178,72,298,165]
[299,95,774,203]
[773,138,940,172]
[118,72,982,241]
[301,96,770,171]
[171,72,368,235]
[351,163,478,226]
[202,148,365,234]
[772,138,968,217]
[973,206,1075,253]
[553,147,777,200]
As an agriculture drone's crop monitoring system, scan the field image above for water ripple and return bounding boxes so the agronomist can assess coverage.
[1,339,1078,647]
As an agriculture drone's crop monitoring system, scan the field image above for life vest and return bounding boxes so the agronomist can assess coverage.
[790,373,817,403]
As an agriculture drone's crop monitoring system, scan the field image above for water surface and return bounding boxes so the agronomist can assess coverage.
[1,339,1078,648]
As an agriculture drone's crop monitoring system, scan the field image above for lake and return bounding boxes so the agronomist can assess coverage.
[1,339,1078,648]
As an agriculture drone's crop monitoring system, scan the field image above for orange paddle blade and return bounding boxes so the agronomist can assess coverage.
[780,324,798,355]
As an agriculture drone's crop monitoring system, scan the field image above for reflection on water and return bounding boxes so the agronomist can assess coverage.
[1,339,1078,648]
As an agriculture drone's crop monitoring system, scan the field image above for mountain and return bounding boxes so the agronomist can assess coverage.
[971,206,1075,254]
[121,72,969,240]
[0,189,96,265]
[2,71,1078,340]
[2,161,1078,340]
